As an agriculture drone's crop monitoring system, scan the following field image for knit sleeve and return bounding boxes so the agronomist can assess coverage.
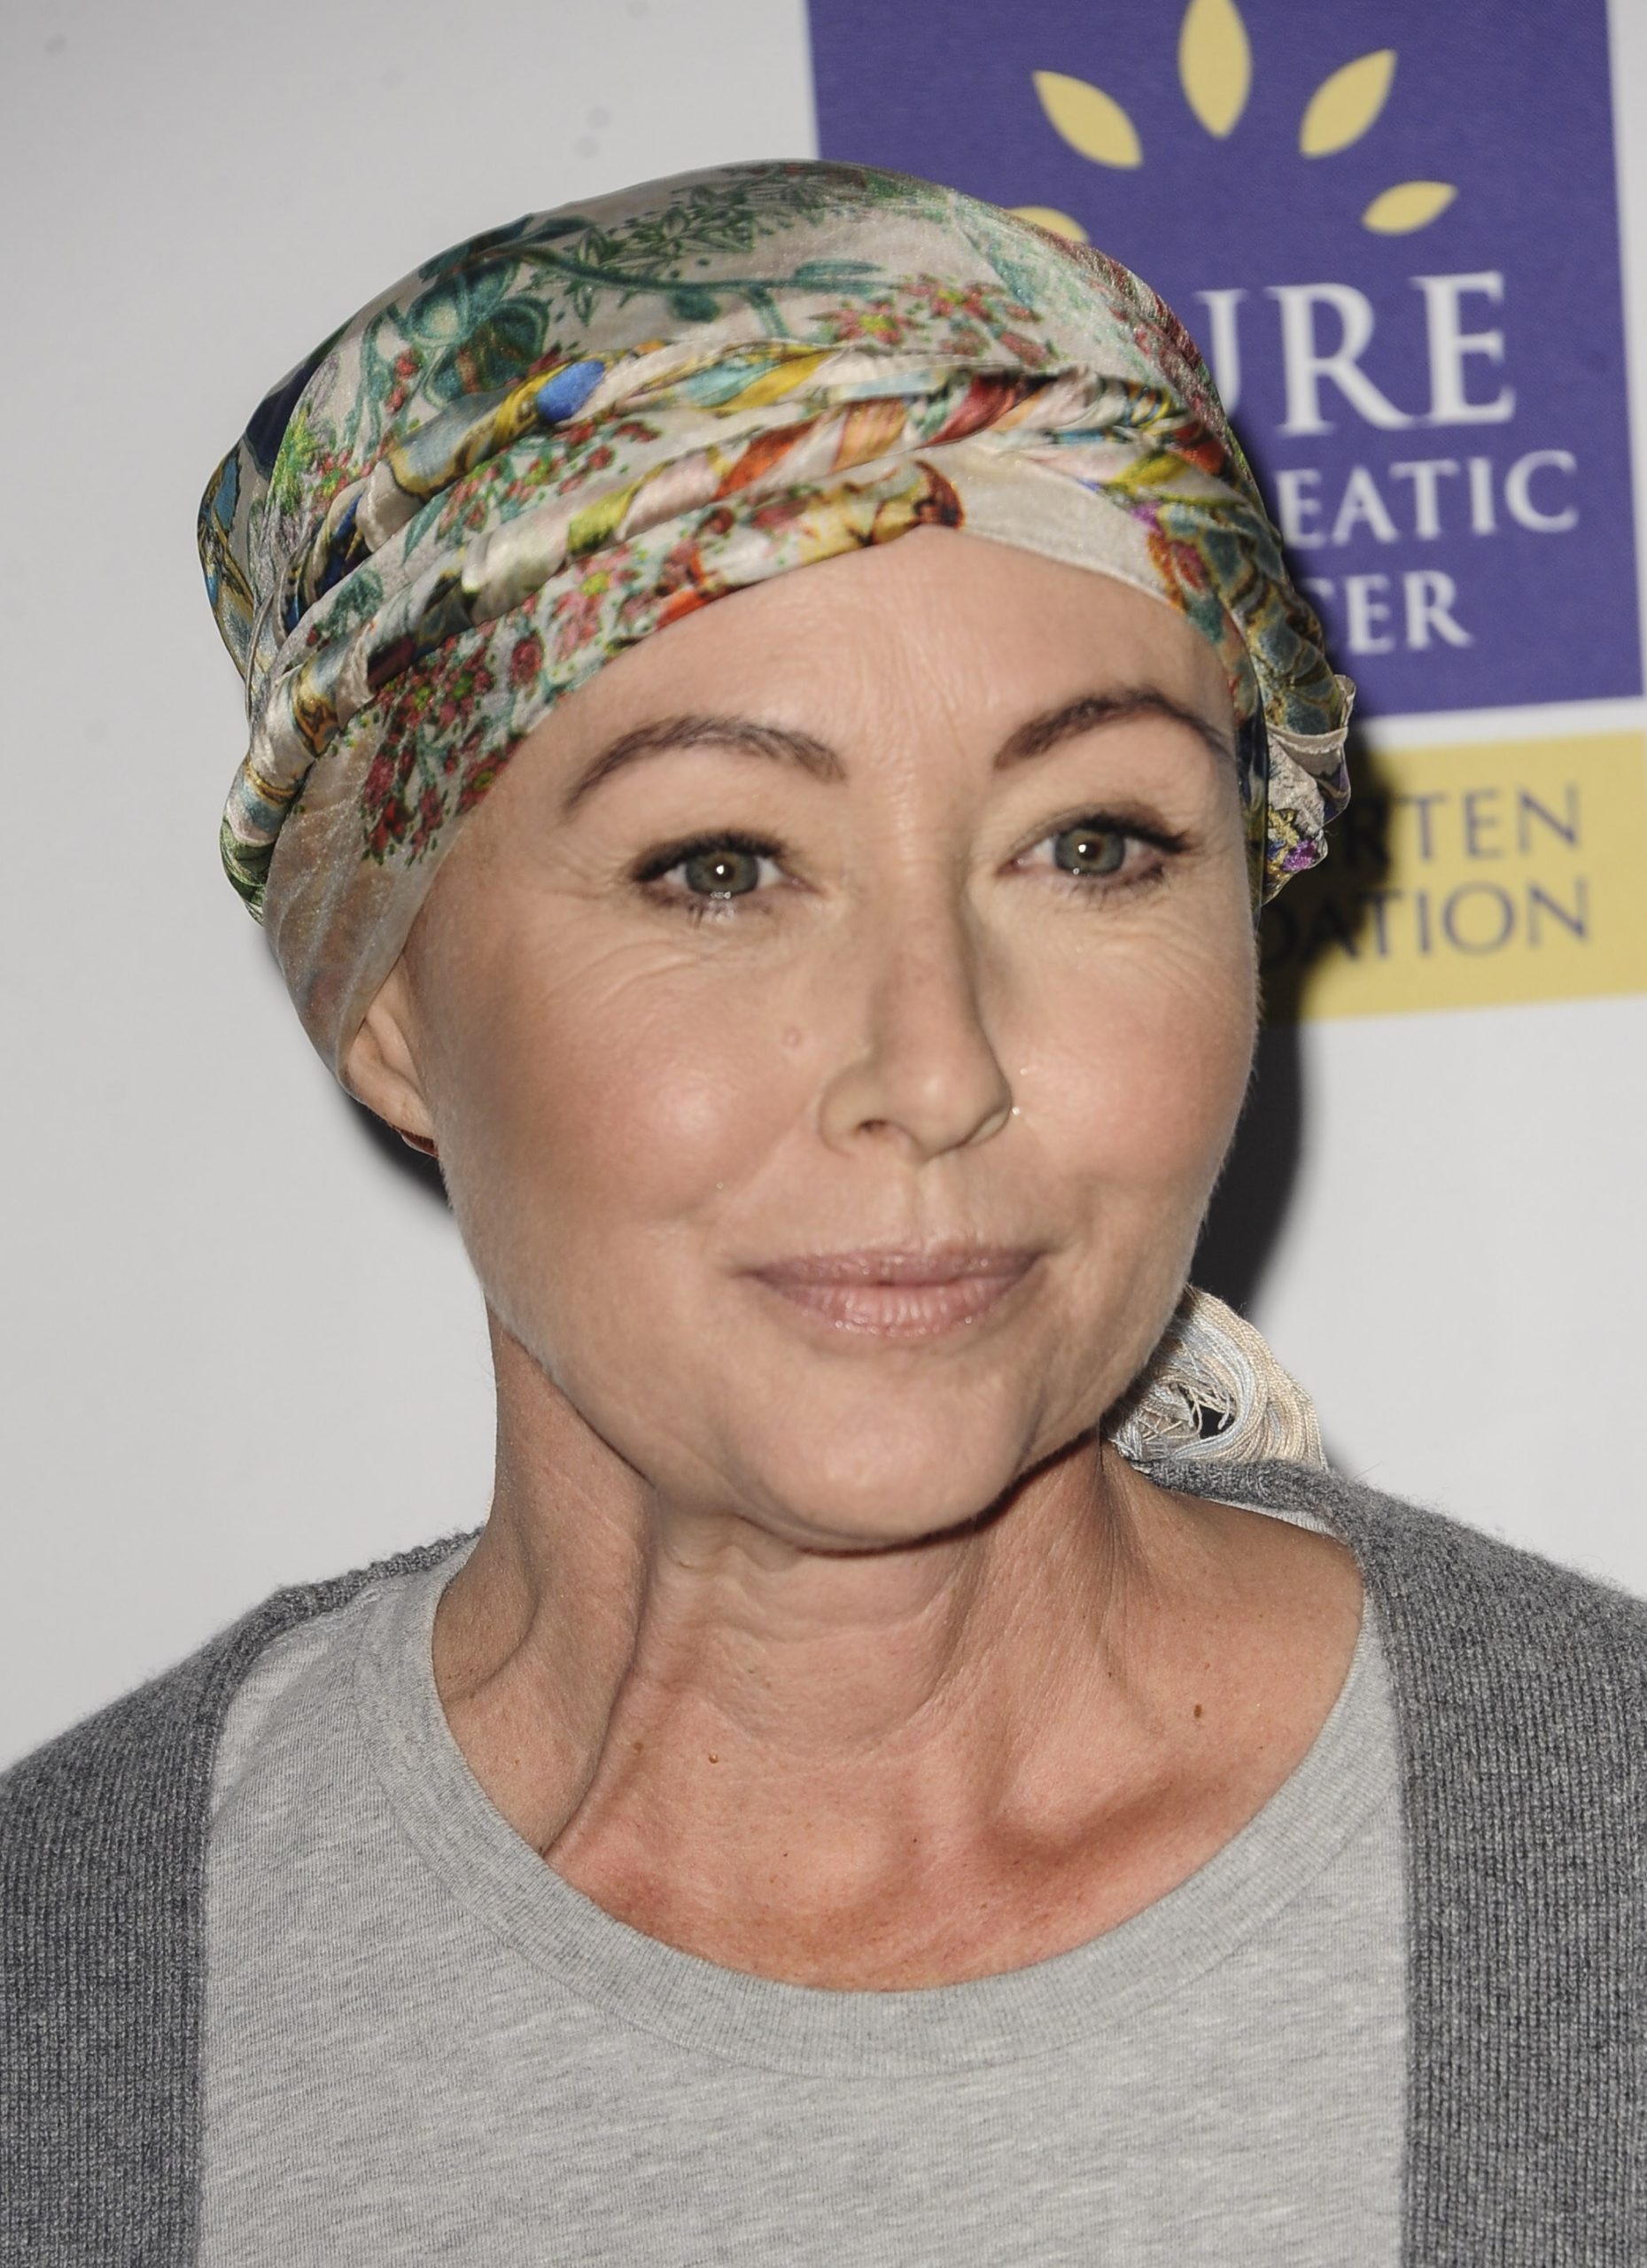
[0,1530,477,2266]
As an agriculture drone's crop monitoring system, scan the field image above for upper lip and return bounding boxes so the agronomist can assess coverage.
[752,1243,1042,1286]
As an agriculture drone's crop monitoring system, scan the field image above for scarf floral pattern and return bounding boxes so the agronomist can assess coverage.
[198,159,1352,1074]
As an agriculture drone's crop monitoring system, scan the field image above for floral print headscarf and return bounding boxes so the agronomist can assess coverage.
[198,159,1353,1079]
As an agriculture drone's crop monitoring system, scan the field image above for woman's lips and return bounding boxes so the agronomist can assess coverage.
[748,1247,1040,1339]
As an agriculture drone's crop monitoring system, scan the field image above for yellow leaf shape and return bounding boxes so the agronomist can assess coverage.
[1300,49,1396,156]
[1178,0,1252,136]
[1362,180,1457,233]
[1032,70,1143,167]
[1009,205,1090,241]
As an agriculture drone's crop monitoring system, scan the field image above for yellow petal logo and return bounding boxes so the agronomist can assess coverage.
[1011,205,1090,243]
[1363,181,1458,233]
[1179,0,1252,138]
[1031,69,1143,167]
[1299,50,1395,156]
[1017,3,1457,237]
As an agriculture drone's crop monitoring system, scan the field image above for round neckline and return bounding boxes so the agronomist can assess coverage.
[349,1515,1399,2079]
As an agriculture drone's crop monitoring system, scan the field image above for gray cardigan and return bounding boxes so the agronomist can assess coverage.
[3,1457,1644,2264]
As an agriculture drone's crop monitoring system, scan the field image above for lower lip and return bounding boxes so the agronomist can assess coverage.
[750,1263,1036,1340]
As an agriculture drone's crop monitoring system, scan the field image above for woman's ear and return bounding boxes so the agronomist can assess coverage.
[342,960,439,1153]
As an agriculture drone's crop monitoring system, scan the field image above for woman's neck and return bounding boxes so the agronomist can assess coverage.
[431,1326,1363,1988]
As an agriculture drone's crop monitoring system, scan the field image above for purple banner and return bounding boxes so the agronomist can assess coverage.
[808,0,1641,718]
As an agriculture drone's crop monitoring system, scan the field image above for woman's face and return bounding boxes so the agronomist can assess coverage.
[366,528,1255,1548]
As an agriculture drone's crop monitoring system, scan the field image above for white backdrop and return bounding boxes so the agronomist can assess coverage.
[3,0,1643,1768]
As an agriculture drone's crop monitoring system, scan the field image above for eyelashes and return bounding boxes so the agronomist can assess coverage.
[632,831,780,883]
[631,816,1187,923]
[1017,815,1185,889]
[632,830,786,920]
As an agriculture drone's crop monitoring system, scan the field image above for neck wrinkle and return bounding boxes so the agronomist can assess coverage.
[432,1320,1167,1864]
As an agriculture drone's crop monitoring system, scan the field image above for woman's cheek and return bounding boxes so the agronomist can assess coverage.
[1022,913,1254,1199]
[461,933,799,1243]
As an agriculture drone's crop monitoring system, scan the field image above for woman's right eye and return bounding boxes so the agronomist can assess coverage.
[633,831,786,916]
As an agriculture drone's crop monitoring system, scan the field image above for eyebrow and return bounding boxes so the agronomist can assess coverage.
[561,712,843,815]
[557,687,1234,816]
[995,688,1236,770]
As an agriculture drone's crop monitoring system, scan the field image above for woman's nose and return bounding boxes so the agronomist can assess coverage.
[812,892,1016,1163]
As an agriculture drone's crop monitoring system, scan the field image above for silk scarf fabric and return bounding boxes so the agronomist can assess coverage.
[198,159,1353,1077]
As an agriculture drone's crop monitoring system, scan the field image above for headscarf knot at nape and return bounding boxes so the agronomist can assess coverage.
[198,159,1354,1077]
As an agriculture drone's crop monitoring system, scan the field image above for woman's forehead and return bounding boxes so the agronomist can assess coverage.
[532,530,1231,742]
[462,633,1236,890]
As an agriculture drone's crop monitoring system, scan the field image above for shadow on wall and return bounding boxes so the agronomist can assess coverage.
[1196,718,1387,1312]
[353,1102,448,1203]
[1193,1014,1302,1319]
[350,724,1390,1326]
[1257,727,1403,1022]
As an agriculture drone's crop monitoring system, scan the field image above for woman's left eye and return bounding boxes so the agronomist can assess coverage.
[1020,818,1169,890]
[1049,822,1128,878]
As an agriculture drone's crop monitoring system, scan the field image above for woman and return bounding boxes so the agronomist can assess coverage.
[4,159,1643,2265]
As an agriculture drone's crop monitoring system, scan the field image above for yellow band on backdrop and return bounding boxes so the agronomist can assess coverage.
[1262,731,1647,1019]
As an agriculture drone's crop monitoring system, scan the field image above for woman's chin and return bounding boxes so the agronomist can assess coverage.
[719,1395,1080,1555]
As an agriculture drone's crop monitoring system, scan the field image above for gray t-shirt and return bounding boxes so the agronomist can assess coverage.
[201,1512,1408,2264]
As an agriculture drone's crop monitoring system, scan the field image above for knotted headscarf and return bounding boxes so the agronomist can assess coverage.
[198,158,1353,1081]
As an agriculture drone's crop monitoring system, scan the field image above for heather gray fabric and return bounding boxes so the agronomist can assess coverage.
[4,1460,1647,2264]
[197,1514,1405,2264]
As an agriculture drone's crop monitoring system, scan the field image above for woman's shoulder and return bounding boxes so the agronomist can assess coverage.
[1,1529,478,2241]
[1154,1452,1647,1673]
[1,1530,477,1843]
